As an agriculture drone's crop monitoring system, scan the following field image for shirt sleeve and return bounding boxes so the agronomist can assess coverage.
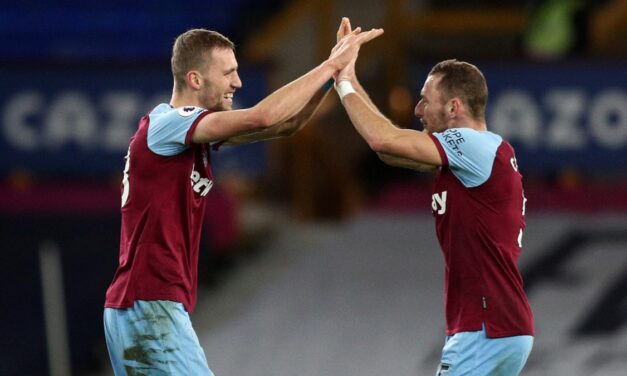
[431,128,502,187]
[147,106,210,156]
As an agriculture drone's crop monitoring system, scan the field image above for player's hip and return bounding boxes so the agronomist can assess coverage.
[437,324,533,376]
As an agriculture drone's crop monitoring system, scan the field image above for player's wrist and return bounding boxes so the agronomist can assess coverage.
[322,59,341,77]
[334,80,356,101]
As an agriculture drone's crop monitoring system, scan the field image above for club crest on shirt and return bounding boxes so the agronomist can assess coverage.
[178,106,200,117]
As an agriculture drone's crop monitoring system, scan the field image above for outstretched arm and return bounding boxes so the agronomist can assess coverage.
[190,25,383,145]
[334,18,440,172]
[220,83,333,146]
[339,91,441,171]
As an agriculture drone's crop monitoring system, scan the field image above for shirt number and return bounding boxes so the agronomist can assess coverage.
[121,148,130,208]
[518,194,527,247]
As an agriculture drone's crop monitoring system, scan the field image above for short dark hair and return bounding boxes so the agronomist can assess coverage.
[171,29,235,91]
[429,59,488,120]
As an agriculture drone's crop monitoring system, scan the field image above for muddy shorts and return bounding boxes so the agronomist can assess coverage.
[104,300,214,376]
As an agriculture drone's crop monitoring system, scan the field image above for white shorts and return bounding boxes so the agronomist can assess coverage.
[104,300,214,376]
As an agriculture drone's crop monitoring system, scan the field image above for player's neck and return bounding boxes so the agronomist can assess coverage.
[450,117,487,132]
[170,88,202,109]
[468,120,487,132]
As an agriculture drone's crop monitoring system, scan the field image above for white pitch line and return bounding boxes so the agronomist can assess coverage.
[39,240,72,376]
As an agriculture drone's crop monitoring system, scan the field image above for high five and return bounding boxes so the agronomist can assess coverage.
[103,20,382,376]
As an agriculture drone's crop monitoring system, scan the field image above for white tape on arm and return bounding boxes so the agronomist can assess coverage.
[334,80,356,101]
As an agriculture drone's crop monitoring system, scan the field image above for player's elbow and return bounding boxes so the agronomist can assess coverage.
[248,106,277,130]
[367,136,392,154]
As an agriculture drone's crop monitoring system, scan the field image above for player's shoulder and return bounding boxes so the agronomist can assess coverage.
[433,128,502,158]
[149,104,206,118]
[149,103,173,115]
[435,128,507,187]
[148,104,208,128]
[438,128,502,143]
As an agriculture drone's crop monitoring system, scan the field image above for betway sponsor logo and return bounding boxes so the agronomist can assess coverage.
[432,191,447,215]
[191,169,213,196]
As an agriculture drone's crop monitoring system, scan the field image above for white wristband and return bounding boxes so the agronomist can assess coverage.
[335,80,356,101]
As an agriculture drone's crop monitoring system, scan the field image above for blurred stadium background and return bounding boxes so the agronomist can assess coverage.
[1,0,626,375]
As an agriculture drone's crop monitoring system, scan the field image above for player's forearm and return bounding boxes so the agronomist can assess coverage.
[340,85,441,167]
[351,78,385,118]
[222,86,332,145]
[252,61,336,128]
[274,85,332,136]
[341,92,397,154]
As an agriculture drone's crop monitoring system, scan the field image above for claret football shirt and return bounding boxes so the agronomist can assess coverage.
[105,104,214,313]
[429,128,534,338]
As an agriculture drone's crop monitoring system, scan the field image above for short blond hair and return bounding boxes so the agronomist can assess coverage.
[171,29,235,91]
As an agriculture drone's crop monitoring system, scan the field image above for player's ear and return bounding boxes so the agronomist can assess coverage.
[186,71,202,91]
[448,98,461,118]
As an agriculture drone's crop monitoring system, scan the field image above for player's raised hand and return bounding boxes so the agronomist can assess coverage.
[335,17,357,82]
[327,23,383,73]
[336,17,352,43]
